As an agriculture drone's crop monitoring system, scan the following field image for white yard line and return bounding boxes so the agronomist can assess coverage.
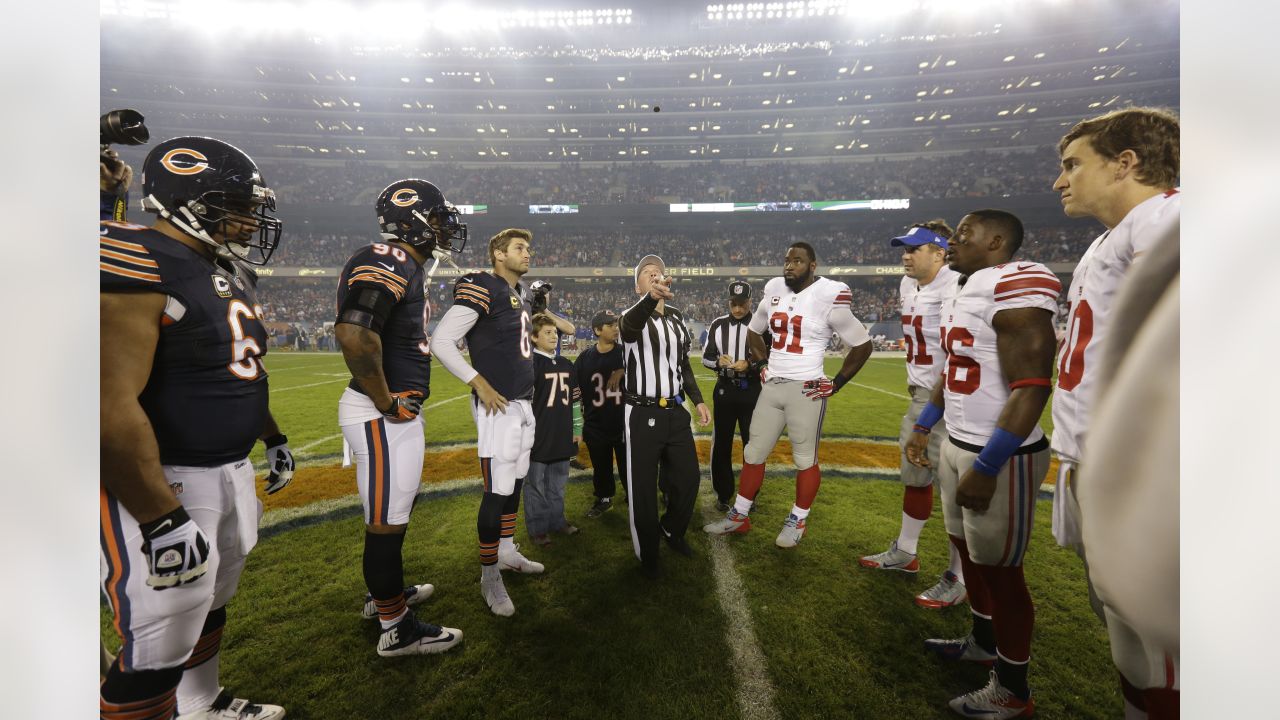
[699,492,782,720]
[850,382,909,400]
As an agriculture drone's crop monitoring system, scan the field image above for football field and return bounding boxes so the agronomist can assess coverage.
[103,351,1121,719]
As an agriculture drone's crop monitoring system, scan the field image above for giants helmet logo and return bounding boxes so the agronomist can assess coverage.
[159,148,210,176]
[390,188,419,207]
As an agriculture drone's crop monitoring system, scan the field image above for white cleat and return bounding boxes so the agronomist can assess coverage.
[948,670,1035,718]
[702,509,752,535]
[481,574,516,616]
[774,513,807,548]
[915,571,968,609]
[498,543,545,574]
[176,690,285,719]
[361,583,435,620]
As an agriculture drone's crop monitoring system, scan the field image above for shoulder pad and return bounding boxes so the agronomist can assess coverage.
[100,230,163,289]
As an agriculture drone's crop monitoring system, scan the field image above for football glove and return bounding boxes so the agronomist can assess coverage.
[802,377,837,399]
[262,434,294,495]
[381,390,425,422]
[139,506,211,590]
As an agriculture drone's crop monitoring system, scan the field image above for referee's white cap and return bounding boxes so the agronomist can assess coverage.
[634,254,666,284]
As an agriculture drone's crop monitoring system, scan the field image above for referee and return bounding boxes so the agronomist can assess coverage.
[701,281,765,512]
[621,254,711,578]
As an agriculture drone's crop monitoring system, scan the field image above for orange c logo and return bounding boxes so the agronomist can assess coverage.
[160,148,210,176]
[390,188,419,207]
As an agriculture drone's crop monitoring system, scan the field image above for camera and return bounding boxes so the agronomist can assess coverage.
[529,280,553,314]
[100,109,150,148]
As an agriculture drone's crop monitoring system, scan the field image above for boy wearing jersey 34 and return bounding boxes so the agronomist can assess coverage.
[704,242,873,547]
[432,229,545,617]
[860,221,969,611]
[1050,107,1181,719]
[336,179,466,658]
[906,210,1060,719]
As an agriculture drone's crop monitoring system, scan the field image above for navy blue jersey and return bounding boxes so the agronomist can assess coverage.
[336,242,432,398]
[573,344,624,439]
[100,221,269,467]
[531,352,580,462]
[453,271,534,400]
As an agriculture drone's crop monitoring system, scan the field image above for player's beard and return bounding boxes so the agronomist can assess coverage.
[784,268,812,292]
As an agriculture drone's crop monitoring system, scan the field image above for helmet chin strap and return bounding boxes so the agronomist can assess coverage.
[145,194,231,258]
[426,247,459,279]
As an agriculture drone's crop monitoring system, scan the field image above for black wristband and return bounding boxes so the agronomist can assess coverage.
[832,374,849,391]
[750,359,767,373]
[139,505,193,540]
[262,433,288,448]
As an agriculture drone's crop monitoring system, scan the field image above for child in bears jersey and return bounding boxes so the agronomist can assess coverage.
[524,314,583,545]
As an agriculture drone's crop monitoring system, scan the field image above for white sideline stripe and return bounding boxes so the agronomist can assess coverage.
[849,381,911,397]
[290,393,472,456]
[270,378,350,393]
[699,489,781,720]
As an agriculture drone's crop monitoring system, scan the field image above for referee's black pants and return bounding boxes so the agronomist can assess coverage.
[710,378,761,504]
[624,403,701,567]
[583,427,626,500]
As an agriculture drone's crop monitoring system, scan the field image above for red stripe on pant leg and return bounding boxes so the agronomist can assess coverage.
[738,462,765,501]
[795,465,821,510]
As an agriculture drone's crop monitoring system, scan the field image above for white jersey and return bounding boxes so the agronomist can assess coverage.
[749,276,871,381]
[1051,189,1180,462]
[940,262,1062,446]
[900,264,961,389]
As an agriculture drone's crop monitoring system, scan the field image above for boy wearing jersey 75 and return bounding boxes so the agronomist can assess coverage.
[704,241,873,547]
[906,209,1060,719]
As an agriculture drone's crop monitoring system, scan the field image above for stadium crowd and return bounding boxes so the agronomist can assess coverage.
[264,149,1057,206]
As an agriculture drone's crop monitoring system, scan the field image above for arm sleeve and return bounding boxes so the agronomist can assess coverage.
[428,305,481,384]
[681,354,705,405]
[747,296,771,334]
[828,305,872,348]
[701,318,721,369]
[621,295,659,342]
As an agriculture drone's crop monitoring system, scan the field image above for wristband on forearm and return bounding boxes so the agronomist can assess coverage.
[1008,377,1052,390]
[972,427,1027,475]
[912,402,943,434]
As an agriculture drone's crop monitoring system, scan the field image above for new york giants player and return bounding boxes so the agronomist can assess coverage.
[906,209,1061,719]
[432,229,545,616]
[703,242,873,547]
[101,136,291,720]
[1051,107,1181,719]
[860,221,969,611]
[336,179,466,657]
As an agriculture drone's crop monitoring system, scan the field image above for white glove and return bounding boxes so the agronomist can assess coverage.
[140,507,211,590]
[263,434,295,494]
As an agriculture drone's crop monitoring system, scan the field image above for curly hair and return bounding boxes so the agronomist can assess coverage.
[1058,107,1180,189]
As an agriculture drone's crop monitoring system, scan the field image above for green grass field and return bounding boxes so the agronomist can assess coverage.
[103,352,1116,720]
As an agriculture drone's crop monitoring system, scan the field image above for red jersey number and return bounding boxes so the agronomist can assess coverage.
[769,312,805,354]
[901,314,933,366]
[942,326,981,395]
[1057,299,1093,391]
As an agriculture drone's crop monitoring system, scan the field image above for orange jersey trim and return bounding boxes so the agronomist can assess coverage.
[101,263,161,283]
[100,248,160,268]
[100,237,149,253]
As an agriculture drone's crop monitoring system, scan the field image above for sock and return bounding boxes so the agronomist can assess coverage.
[790,504,810,520]
[795,465,821,510]
[1142,688,1178,720]
[176,606,226,712]
[735,462,766,513]
[1122,673,1149,719]
[481,563,501,582]
[995,653,1031,701]
[499,479,524,551]
[971,612,997,655]
[478,490,505,565]
[948,541,966,585]
[101,663,181,720]
[896,485,932,555]
[363,531,408,628]
[982,564,1035,664]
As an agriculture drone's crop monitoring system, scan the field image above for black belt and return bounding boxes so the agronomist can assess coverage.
[716,376,760,390]
[949,434,1050,456]
[624,392,684,409]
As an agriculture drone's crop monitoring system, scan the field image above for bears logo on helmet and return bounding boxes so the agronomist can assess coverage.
[159,148,210,176]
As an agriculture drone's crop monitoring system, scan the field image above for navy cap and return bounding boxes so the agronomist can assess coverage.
[891,226,948,248]
[592,309,619,329]
[728,281,751,300]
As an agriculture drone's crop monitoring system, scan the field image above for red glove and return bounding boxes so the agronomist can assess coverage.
[802,378,836,399]
[380,390,425,422]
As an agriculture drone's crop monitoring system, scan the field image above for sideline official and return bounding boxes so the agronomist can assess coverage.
[621,255,711,578]
[701,281,764,512]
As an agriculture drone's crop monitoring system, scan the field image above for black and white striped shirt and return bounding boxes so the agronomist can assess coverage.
[701,314,754,379]
[620,294,705,403]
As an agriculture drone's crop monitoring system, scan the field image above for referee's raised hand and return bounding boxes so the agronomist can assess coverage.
[648,275,674,301]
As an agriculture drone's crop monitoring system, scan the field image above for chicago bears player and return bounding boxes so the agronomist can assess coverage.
[703,242,873,547]
[100,136,291,720]
[335,179,466,657]
[906,209,1060,719]
[431,229,545,616]
[1050,107,1181,718]
[860,222,969,610]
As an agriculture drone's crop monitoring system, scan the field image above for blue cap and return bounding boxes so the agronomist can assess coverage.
[891,226,948,248]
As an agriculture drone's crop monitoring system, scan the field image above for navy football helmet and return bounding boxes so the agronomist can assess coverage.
[141,136,282,265]
[374,179,467,261]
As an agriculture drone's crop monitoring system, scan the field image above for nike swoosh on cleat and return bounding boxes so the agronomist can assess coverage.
[960,704,1001,716]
